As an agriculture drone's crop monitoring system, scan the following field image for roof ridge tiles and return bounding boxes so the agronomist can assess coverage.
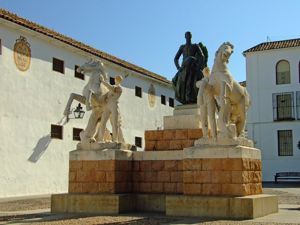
[243,37,300,55]
[0,8,171,84]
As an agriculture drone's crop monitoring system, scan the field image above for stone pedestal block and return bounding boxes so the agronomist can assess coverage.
[183,145,262,196]
[144,129,202,151]
[166,194,278,219]
[51,193,133,214]
[69,149,133,194]
[164,104,201,129]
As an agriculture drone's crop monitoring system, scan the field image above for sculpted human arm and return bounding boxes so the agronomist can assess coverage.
[100,76,114,92]
[196,44,205,67]
[174,45,183,70]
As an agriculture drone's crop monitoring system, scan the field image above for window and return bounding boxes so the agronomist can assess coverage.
[51,124,63,139]
[276,60,290,84]
[110,77,115,85]
[52,57,64,74]
[169,97,174,107]
[135,86,142,98]
[73,128,83,141]
[278,130,293,156]
[74,65,84,80]
[161,95,166,105]
[296,91,300,120]
[272,92,294,121]
[135,136,142,148]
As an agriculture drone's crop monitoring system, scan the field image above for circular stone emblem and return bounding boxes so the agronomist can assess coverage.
[148,84,156,108]
[14,36,31,72]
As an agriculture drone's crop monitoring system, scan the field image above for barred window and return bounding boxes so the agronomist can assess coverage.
[51,124,63,139]
[276,60,290,84]
[161,95,166,105]
[53,58,64,74]
[278,130,293,156]
[109,77,115,85]
[74,65,84,80]
[135,136,142,148]
[169,97,174,107]
[297,91,300,120]
[73,128,83,141]
[135,86,142,98]
[272,92,294,121]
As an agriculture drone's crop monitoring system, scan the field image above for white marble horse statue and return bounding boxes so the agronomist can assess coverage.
[63,59,110,144]
[196,42,251,143]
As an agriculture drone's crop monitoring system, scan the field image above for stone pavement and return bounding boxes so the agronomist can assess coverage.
[0,182,299,224]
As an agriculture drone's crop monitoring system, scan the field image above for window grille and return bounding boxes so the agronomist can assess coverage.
[109,77,115,85]
[272,92,294,121]
[135,136,142,148]
[161,95,166,105]
[135,86,142,98]
[278,130,293,156]
[74,65,84,80]
[276,60,290,84]
[53,58,64,74]
[73,128,83,141]
[296,91,300,120]
[169,97,174,107]
[51,124,63,139]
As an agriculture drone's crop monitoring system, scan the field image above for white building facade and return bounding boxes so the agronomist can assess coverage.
[244,39,300,181]
[0,9,175,197]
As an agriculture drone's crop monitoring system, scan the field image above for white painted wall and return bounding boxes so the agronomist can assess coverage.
[0,20,174,197]
[245,47,300,181]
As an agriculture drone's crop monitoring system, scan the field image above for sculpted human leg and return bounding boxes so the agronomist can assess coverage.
[98,109,110,142]
[80,108,101,143]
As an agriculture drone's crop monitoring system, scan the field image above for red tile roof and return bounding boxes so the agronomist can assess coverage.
[0,9,171,84]
[243,38,300,55]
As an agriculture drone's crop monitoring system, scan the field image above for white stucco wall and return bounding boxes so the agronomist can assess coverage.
[0,20,174,197]
[245,47,300,181]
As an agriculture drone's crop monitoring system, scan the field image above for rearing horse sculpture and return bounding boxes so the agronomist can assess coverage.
[63,59,110,144]
[197,42,250,140]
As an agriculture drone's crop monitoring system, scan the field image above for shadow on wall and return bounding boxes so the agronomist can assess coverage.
[28,134,51,163]
[27,116,68,163]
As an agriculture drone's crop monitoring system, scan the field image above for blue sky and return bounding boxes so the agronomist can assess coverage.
[1,0,299,81]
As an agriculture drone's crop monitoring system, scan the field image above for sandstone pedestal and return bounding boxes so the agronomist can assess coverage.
[51,143,278,219]
[164,104,201,129]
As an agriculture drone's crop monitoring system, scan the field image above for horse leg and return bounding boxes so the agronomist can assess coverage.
[200,102,208,138]
[219,82,233,138]
[207,96,217,139]
[235,100,246,137]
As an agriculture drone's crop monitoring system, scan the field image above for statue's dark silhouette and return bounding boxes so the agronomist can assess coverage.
[172,31,205,104]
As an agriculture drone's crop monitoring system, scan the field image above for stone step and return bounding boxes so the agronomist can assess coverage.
[144,129,203,151]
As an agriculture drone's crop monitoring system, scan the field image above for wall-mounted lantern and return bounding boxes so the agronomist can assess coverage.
[73,103,85,119]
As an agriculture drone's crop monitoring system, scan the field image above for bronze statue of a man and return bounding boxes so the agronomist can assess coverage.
[172,31,205,104]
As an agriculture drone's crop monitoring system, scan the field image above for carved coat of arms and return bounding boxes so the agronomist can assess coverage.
[14,36,31,71]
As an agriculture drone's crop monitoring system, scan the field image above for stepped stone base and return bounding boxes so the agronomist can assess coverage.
[145,129,202,151]
[166,194,278,219]
[52,193,278,219]
[164,104,201,129]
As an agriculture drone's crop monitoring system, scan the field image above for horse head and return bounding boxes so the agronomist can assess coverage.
[215,42,234,64]
[77,59,107,79]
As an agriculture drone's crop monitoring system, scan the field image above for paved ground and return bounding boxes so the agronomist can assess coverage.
[0,182,299,225]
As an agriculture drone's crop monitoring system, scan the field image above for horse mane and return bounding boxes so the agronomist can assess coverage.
[214,42,234,58]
